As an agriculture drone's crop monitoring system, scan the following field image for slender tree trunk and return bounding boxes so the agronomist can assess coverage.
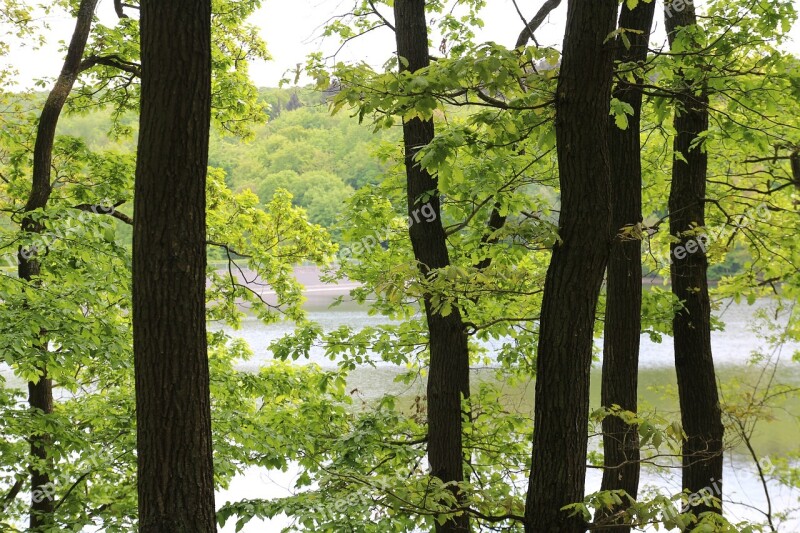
[790,149,800,208]
[394,2,470,531]
[524,0,617,531]
[665,1,724,522]
[17,0,99,529]
[133,1,216,531]
[596,2,656,530]
[26,372,54,531]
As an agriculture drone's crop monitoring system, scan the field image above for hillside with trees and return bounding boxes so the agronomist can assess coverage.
[50,86,390,235]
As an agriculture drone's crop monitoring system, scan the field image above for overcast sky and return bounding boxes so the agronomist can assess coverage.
[2,0,799,89]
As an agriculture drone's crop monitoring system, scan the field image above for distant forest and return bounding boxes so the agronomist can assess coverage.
[55,87,390,234]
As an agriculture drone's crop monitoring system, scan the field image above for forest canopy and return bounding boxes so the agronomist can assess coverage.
[0,1,799,532]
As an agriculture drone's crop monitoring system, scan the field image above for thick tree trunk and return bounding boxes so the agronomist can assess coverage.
[133,1,216,531]
[394,2,471,531]
[596,2,656,530]
[18,0,99,529]
[665,1,724,522]
[524,0,617,531]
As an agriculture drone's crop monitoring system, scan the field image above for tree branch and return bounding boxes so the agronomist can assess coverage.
[52,471,92,512]
[79,54,141,77]
[206,240,252,259]
[368,0,394,32]
[515,0,563,49]
[467,507,525,523]
[113,0,128,18]
[73,202,133,225]
[1,478,22,511]
[113,0,137,18]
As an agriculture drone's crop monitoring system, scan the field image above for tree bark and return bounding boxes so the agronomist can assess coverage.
[394,1,471,531]
[665,0,724,522]
[133,1,216,531]
[524,0,617,531]
[18,0,99,529]
[596,2,656,530]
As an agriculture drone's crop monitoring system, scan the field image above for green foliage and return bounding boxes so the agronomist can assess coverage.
[0,133,339,529]
[206,168,335,325]
[68,0,269,137]
[205,89,392,236]
[45,85,387,238]
[257,0,800,529]
[1,0,800,530]
[0,2,342,530]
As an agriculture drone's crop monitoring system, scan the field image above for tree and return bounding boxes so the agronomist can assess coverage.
[524,0,618,530]
[597,1,656,530]
[394,1,471,530]
[132,0,215,530]
[16,1,99,529]
[664,0,724,521]
[1,1,335,531]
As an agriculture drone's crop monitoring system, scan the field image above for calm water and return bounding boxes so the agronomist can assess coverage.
[2,296,797,530]
[216,297,800,532]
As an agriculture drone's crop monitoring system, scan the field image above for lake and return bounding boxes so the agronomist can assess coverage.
[1,291,796,530]
[216,295,800,531]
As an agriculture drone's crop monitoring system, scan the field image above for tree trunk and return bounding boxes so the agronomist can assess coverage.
[18,0,99,529]
[524,0,617,531]
[790,149,800,209]
[26,372,54,531]
[394,2,471,531]
[665,1,724,522]
[597,2,656,530]
[133,1,216,531]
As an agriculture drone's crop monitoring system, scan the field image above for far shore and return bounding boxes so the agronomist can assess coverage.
[213,264,360,307]
[213,264,742,305]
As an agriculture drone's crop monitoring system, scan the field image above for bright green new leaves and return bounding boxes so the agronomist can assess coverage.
[71,0,269,137]
[2,0,799,529]
[0,2,336,529]
[261,2,563,529]
[610,97,634,130]
[206,167,335,326]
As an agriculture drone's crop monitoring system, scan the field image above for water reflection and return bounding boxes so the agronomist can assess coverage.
[217,298,800,531]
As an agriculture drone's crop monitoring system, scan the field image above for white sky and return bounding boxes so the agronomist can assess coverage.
[1,0,799,89]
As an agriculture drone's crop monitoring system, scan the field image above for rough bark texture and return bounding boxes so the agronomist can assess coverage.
[665,0,724,522]
[133,1,216,531]
[394,1,471,531]
[524,0,617,531]
[18,0,99,529]
[596,2,656,530]
[26,372,54,531]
